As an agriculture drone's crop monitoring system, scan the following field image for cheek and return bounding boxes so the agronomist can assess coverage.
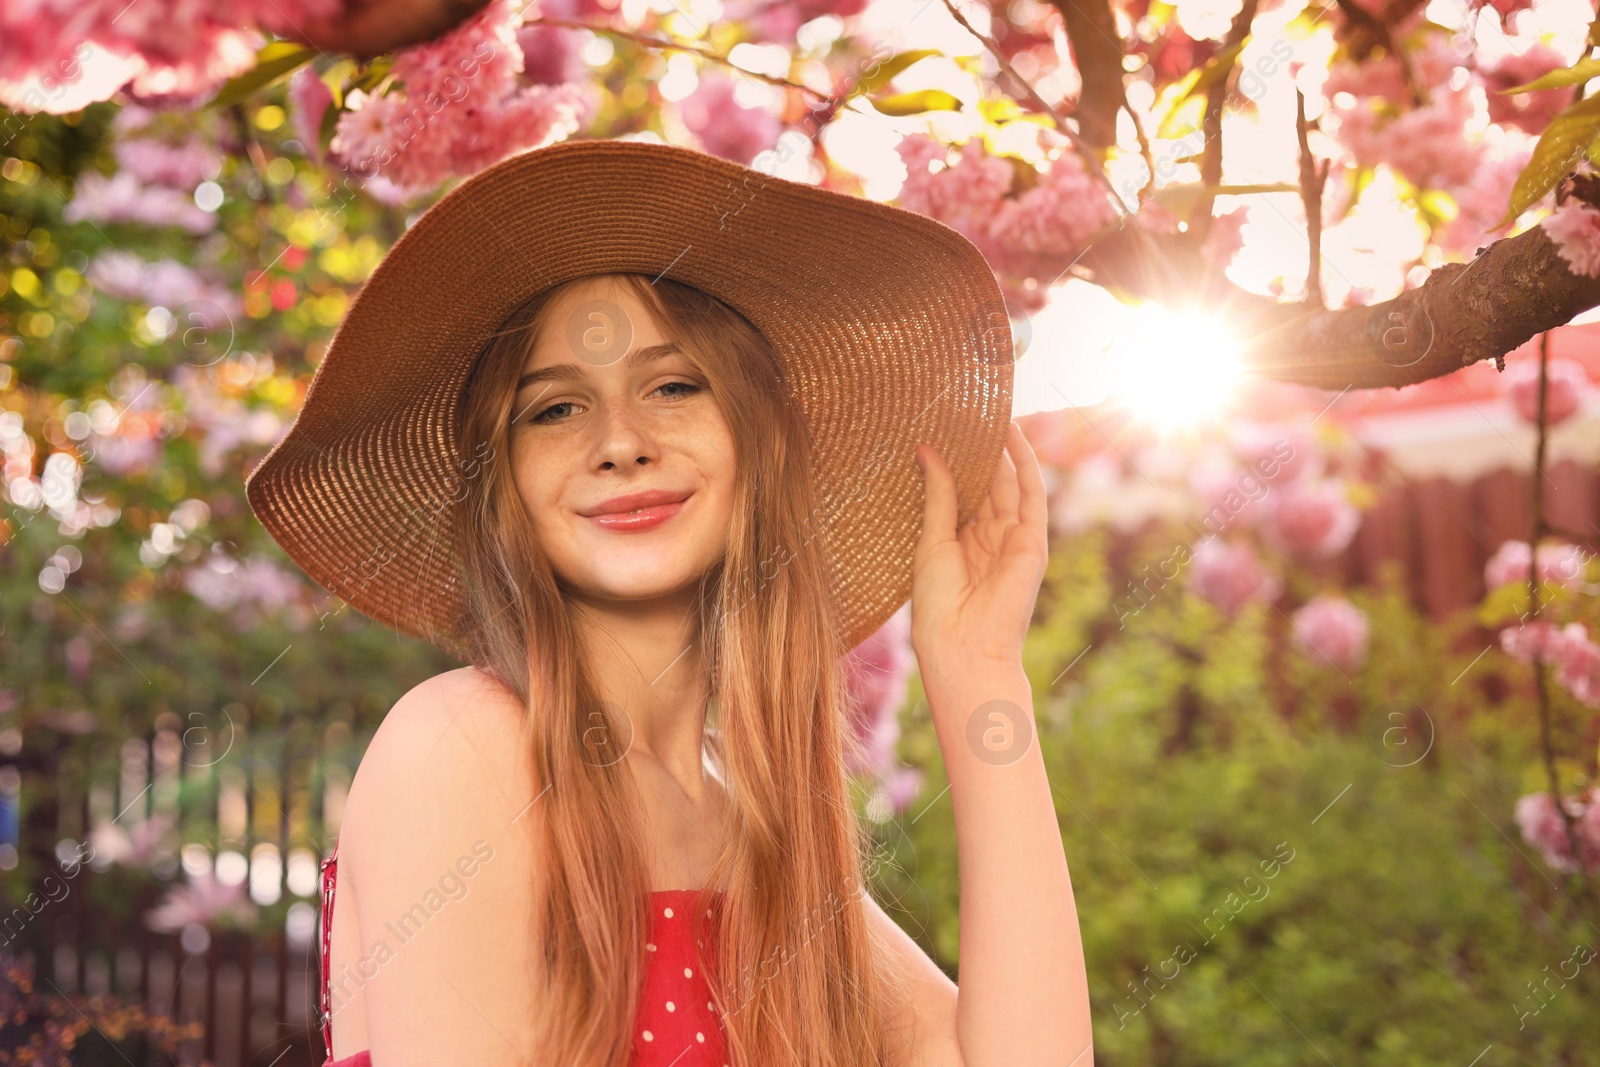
[509,440,560,529]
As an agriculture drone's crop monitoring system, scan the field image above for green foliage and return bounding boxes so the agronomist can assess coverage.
[872,528,1600,1066]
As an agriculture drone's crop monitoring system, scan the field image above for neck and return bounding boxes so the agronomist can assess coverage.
[569,586,713,796]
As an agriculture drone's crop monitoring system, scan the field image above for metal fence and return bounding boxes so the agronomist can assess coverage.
[7,705,368,1067]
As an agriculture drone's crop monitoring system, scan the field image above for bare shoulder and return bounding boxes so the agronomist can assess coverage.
[337,666,548,1064]
[344,666,537,846]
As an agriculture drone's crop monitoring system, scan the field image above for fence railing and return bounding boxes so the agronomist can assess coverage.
[8,705,368,1067]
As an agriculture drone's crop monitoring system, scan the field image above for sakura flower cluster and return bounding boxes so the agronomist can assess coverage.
[0,0,346,113]
[895,129,1119,313]
[326,0,591,198]
[1514,788,1600,874]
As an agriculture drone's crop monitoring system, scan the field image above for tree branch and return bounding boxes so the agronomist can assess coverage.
[1077,219,1600,390]
[1295,88,1331,309]
[1194,0,1260,246]
[1047,0,1127,151]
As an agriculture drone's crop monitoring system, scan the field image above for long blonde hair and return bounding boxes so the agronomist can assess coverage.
[452,273,909,1067]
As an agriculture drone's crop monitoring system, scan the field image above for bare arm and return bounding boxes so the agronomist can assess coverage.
[894,422,1092,1067]
[339,667,546,1066]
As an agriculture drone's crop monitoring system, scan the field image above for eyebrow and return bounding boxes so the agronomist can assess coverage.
[516,342,685,393]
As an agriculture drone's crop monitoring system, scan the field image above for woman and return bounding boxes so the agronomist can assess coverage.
[247,139,1091,1067]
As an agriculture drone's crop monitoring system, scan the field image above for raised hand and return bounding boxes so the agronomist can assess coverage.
[909,420,1050,669]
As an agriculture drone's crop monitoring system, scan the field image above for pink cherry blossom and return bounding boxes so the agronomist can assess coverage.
[1514,788,1600,873]
[680,70,783,166]
[183,550,303,628]
[288,64,335,159]
[1201,206,1248,269]
[882,766,923,814]
[1499,619,1559,663]
[1291,594,1369,670]
[1484,539,1590,590]
[1548,623,1600,706]
[1187,538,1282,615]
[1501,355,1588,426]
[840,605,914,777]
[1434,150,1527,256]
[1484,0,1536,30]
[87,250,240,315]
[1480,44,1575,135]
[0,0,349,114]
[896,129,1117,313]
[89,811,177,869]
[64,170,216,232]
[1263,479,1361,559]
[1540,200,1600,278]
[1228,421,1313,483]
[88,431,162,478]
[329,0,589,196]
[1323,30,1461,103]
[113,136,222,189]
[145,869,258,933]
[723,0,872,44]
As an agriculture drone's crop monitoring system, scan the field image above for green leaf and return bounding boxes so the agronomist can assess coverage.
[1173,35,1252,109]
[1157,92,1208,139]
[205,41,315,110]
[1500,92,1600,228]
[1498,56,1600,94]
[1475,582,1529,629]
[855,49,941,96]
[318,97,341,154]
[980,96,1025,124]
[351,56,394,94]
[868,89,962,116]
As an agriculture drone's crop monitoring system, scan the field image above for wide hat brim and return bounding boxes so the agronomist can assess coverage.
[245,137,1015,663]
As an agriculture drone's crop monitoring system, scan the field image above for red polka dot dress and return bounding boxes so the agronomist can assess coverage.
[317,839,730,1067]
[632,888,730,1067]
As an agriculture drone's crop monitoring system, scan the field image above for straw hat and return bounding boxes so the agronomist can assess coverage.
[245,137,1015,663]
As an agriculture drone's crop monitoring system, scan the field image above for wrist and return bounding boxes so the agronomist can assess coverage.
[916,651,1029,697]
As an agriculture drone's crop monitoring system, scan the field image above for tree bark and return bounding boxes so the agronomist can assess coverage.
[1046,0,1127,151]
[1076,214,1600,391]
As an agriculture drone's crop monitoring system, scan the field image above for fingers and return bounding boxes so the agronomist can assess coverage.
[991,426,1021,520]
[1008,422,1047,536]
[914,442,958,550]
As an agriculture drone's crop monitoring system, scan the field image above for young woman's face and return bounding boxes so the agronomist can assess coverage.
[510,276,737,605]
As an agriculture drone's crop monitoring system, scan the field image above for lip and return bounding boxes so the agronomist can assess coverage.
[579,489,693,517]
[579,489,692,532]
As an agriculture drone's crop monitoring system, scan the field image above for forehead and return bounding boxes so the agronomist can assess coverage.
[524,276,671,370]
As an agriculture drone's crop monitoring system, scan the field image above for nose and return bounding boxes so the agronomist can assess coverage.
[592,392,657,470]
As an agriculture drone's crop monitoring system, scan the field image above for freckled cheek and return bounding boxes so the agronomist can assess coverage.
[508,449,572,534]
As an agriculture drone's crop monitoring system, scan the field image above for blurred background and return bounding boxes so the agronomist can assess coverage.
[2,0,1599,1063]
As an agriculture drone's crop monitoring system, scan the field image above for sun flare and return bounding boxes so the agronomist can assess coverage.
[1105,305,1246,430]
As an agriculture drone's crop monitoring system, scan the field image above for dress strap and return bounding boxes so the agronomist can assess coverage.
[319,837,340,1062]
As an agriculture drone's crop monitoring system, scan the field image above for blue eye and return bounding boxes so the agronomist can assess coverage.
[522,380,701,425]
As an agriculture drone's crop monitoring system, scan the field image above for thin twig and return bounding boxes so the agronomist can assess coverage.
[1193,0,1259,246]
[1125,100,1155,204]
[1294,88,1331,308]
[1527,329,1595,904]
[527,16,831,99]
[937,0,1133,218]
